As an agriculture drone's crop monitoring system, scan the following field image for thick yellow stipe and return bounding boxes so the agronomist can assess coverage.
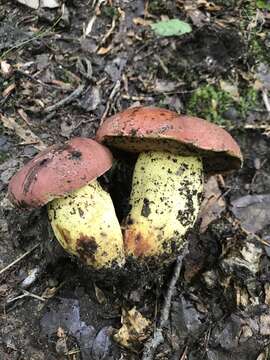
[124,151,203,259]
[48,180,124,269]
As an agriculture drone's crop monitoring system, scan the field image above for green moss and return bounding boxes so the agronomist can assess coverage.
[101,5,118,18]
[249,38,270,63]
[0,151,9,164]
[256,0,270,10]
[239,0,270,63]
[238,88,259,117]
[187,85,233,125]
[186,84,260,126]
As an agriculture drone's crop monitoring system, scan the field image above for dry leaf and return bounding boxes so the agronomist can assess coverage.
[198,0,222,11]
[133,17,152,26]
[114,308,150,349]
[0,115,46,151]
[2,83,16,97]
[198,176,226,233]
[265,283,270,306]
[97,45,113,55]
[231,194,270,233]
[42,287,58,299]
[94,283,107,304]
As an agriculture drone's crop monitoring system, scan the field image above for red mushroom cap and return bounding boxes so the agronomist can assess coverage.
[8,138,113,208]
[96,107,243,173]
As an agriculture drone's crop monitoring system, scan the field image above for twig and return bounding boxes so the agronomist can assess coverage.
[100,80,121,125]
[142,244,189,360]
[43,84,85,113]
[0,244,39,276]
[101,16,116,44]
[262,89,270,113]
[0,16,62,60]
[7,289,45,304]
[84,0,107,36]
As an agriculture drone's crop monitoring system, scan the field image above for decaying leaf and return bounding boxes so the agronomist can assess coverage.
[231,194,270,233]
[114,308,150,349]
[151,19,192,37]
[97,45,113,55]
[0,114,46,151]
[198,176,226,233]
[133,17,152,26]
[94,283,107,305]
[197,0,222,11]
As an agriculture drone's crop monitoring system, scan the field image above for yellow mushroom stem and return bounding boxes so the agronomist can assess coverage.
[124,151,203,259]
[48,180,125,269]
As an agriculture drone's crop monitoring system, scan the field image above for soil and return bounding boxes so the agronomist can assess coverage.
[1,1,270,359]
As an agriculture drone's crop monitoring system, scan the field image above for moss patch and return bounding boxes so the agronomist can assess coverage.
[186,84,260,126]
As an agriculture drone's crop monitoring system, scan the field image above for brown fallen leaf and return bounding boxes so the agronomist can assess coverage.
[198,176,226,233]
[94,283,107,305]
[97,45,113,55]
[132,17,152,26]
[198,0,222,11]
[114,308,150,349]
[0,114,46,151]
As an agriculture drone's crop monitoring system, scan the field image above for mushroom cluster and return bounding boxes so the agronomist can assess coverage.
[8,107,243,270]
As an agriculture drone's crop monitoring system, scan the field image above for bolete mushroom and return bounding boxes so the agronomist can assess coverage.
[96,107,242,261]
[8,138,125,269]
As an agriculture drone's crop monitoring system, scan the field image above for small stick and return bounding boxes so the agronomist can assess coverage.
[100,80,121,125]
[44,84,85,113]
[262,89,270,113]
[85,0,107,36]
[142,244,189,360]
[7,289,45,304]
[0,244,39,276]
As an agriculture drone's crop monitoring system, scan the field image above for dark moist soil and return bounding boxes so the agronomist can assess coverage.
[1,1,270,359]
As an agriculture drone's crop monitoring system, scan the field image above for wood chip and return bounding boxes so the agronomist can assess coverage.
[2,83,16,97]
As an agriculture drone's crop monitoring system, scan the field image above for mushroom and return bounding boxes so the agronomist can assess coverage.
[96,107,242,261]
[8,138,125,269]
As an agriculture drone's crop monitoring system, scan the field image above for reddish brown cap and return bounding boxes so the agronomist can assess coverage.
[96,107,243,173]
[8,138,113,208]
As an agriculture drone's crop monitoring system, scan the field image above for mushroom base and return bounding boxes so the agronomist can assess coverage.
[124,151,203,261]
[48,180,125,269]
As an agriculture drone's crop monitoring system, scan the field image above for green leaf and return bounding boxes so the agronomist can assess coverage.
[256,0,270,10]
[151,19,192,37]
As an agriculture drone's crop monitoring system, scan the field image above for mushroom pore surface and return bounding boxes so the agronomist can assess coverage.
[48,180,125,269]
[124,151,203,259]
